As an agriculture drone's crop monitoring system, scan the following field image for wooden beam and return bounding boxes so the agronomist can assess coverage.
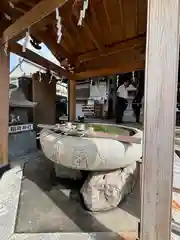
[141,0,180,239]
[80,47,144,71]
[102,0,112,33]
[0,40,9,166]
[37,29,78,65]
[10,14,56,43]
[1,0,23,20]
[75,60,144,79]
[2,0,67,43]
[78,35,145,62]
[9,42,67,77]
[76,44,145,76]
[68,76,76,121]
[32,73,56,125]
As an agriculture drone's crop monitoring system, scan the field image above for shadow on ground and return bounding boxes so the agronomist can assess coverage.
[14,151,138,239]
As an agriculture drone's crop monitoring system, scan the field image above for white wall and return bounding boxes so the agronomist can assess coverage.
[76,102,86,118]
[90,82,108,99]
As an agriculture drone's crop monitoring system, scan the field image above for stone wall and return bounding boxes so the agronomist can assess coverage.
[8,131,37,161]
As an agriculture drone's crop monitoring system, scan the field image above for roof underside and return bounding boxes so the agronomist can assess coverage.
[0,0,147,79]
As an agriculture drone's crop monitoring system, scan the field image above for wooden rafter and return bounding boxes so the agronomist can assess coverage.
[9,42,67,77]
[1,0,22,19]
[102,0,112,33]
[0,1,25,33]
[62,27,76,50]
[68,18,86,51]
[89,2,101,36]
[75,60,144,79]
[49,24,73,55]
[36,29,71,60]
[73,9,104,52]
[9,13,73,63]
[2,0,68,43]
[80,49,144,71]
[78,36,145,62]
[84,19,104,52]
[117,0,125,39]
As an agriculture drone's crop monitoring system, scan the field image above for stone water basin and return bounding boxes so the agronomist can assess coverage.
[39,123,142,171]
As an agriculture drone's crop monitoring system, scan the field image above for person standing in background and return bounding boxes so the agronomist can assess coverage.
[132,82,144,123]
[116,79,130,123]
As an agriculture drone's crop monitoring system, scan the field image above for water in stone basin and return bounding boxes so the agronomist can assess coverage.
[86,124,130,136]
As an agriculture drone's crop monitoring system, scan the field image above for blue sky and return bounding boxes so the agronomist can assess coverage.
[10,38,59,71]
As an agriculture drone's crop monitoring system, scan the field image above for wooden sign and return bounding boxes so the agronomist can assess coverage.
[9,124,33,134]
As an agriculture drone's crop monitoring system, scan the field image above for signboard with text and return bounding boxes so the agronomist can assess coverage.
[8,124,33,134]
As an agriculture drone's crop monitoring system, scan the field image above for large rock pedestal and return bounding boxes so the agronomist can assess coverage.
[81,162,137,212]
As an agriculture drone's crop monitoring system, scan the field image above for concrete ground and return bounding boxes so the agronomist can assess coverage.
[12,151,140,237]
[5,120,142,239]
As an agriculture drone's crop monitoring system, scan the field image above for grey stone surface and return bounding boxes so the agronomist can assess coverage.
[16,176,139,234]
[55,164,83,180]
[0,159,138,240]
[8,131,37,161]
[11,232,120,240]
[14,150,139,235]
[15,178,82,233]
[10,148,139,236]
[81,162,137,211]
[10,108,29,124]
[22,151,55,191]
[0,121,143,239]
[0,166,22,240]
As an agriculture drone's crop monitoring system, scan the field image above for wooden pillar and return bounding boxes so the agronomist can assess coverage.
[68,78,76,122]
[0,40,10,169]
[32,73,56,125]
[141,0,180,239]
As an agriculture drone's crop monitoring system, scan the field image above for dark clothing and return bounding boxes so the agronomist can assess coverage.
[108,98,113,118]
[132,100,141,123]
[116,97,128,123]
[132,90,143,123]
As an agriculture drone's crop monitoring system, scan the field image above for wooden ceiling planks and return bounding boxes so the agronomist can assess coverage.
[116,0,125,40]
[88,1,103,44]
[1,0,147,79]
[92,0,112,46]
[122,0,139,39]
[102,0,125,43]
[79,46,144,71]
[102,0,112,34]
[78,35,145,62]
[137,0,147,34]
[72,6,102,52]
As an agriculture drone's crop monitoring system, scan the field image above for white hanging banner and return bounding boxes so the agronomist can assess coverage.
[77,0,89,26]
